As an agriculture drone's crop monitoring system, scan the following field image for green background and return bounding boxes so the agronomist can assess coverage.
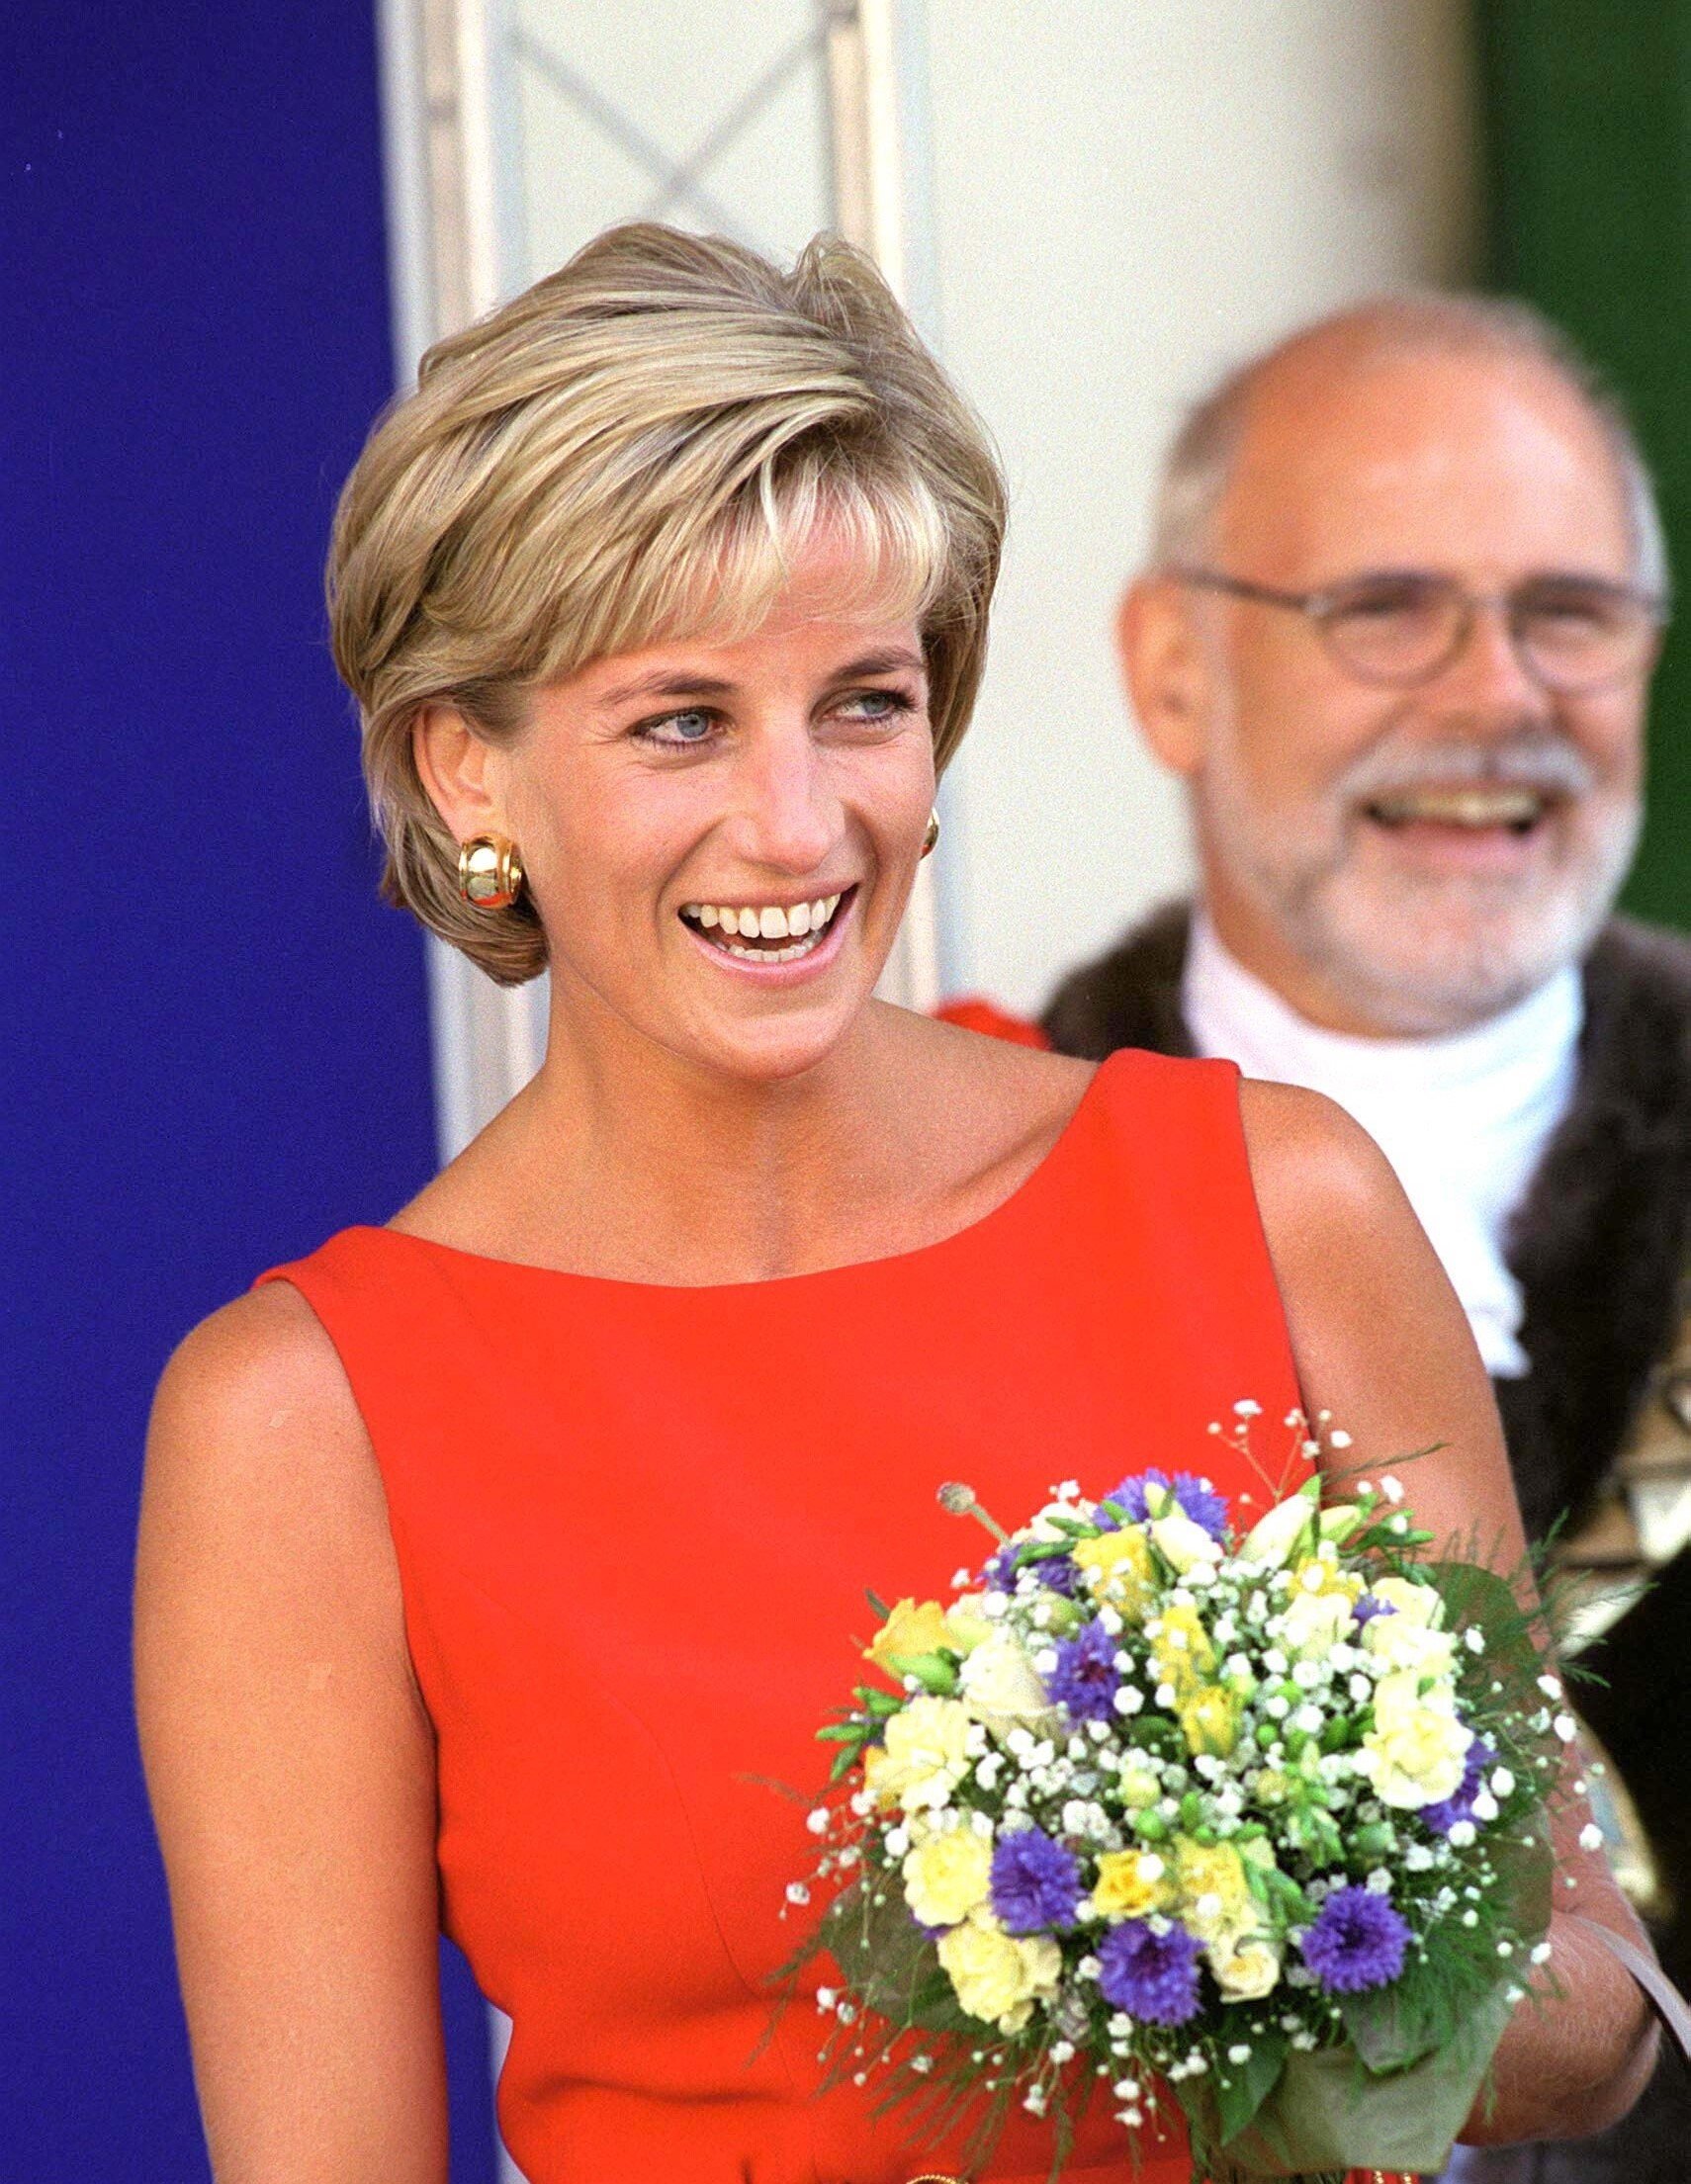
[1476,0,1690,929]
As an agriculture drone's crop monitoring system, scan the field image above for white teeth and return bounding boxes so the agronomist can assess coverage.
[682,890,849,953]
[1370,788,1546,829]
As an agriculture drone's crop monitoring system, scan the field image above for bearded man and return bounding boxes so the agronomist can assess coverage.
[1027,299,1691,2181]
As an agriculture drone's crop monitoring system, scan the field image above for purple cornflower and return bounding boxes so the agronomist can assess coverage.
[1298,1885,1411,1994]
[1421,1738,1494,1836]
[1100,1468,1229,1542]
[1096,1919,1204,2026]
[1047,1617,1120,1722]
[1351,1593,1395,1626]
[985,1545,1081,1598]
[990,1828,1084,1934]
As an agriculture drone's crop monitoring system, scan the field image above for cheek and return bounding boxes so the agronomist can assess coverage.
[1222,655,1385,805]
[1563,700,1646,795]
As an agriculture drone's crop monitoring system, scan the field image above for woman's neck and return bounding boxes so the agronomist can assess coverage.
[430,992,921,1284]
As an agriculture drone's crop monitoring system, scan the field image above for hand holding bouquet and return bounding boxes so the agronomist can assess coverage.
[785,1411,1570,2183]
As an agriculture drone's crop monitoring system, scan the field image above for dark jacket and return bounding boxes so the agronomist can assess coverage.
[1043,904,1691,2180]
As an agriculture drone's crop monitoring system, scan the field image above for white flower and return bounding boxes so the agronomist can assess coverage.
[1146,1507,1224,1573]
[1362,1613,1457,1681]
[1554,1714,1578,1744]
[1209,1935,1282,2000]
[1579,1822,1605,1853]
[1356,1671,1471,1808]
[1240,1480,1320,1570]
[958,1627,1060,1739]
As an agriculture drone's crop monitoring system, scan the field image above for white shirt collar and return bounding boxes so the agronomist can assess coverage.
[1182,913,1583,1377]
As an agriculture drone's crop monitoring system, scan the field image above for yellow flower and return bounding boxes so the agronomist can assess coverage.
[865,1598,952,1674]
[1090,1848,1171,1920]
[1208,1935,1282,2000]
[1290,1548,1364,1603]
[903,1829,993,1928]
[1359,1669,1471,1808]
[1178,1683,1241,1758]
[1152,1602,1217,1698]
[1072,1526,1156,1618]
[860,1695,974,1812]
[937,1910,1062,2033]
[1171,1836,1255,1946]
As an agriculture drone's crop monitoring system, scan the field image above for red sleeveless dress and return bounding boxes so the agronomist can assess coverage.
[259,1050,1314,2184]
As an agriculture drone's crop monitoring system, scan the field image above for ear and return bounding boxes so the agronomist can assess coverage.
[412,704,509,845]
[1116,576,1211,778]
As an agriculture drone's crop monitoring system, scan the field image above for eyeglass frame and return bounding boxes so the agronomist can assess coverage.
[1167,566,1669,694]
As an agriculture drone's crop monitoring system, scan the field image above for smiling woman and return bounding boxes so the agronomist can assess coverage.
[134,226,1656,2184]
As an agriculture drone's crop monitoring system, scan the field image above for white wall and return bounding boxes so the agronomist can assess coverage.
[427,0,1480,1031]
[925,0,1478,1012]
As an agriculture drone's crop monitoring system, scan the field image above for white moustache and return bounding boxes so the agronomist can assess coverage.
[1338,735,1597,806]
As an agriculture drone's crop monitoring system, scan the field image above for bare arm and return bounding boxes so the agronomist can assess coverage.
[134,1286,449,2182]
[1241,1079,1658,2145]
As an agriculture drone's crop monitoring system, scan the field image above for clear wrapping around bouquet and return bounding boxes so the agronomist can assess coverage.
[780,1415,1569,2184]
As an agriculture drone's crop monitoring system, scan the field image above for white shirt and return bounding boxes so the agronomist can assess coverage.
[1182,915,1583,1378]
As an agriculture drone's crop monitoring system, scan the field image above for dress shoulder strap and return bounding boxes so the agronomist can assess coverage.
[1070,1049,1304,1430]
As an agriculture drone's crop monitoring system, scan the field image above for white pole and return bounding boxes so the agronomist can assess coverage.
[822,0,943,1013]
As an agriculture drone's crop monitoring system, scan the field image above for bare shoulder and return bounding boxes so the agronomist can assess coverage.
[1234,1077,1416,1256]
[147,1283,371,1507]
[138,1285,397,1649]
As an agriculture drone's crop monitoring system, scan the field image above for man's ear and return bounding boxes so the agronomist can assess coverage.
[1116,577,1210,778]
[412,703,507,845]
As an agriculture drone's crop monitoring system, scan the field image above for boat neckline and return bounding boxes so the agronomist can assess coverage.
[350,1053,1120,1295]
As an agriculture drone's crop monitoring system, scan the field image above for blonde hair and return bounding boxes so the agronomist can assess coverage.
[327,223,1006,984]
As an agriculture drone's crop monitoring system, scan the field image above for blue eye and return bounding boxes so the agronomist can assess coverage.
[644,709,717,746]
[838,688,912,721]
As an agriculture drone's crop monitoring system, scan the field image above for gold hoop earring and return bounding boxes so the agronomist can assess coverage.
[921,810,940,858]
[458,834,525,910]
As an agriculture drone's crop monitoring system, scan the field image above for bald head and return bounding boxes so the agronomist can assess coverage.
[1151,296,1665,598]
[1118,293,1657,1037]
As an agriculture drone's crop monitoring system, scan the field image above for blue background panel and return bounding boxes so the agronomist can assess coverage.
[4,4,497,2175]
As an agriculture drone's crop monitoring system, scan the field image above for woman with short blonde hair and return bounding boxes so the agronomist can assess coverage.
[136,224,1652,2184]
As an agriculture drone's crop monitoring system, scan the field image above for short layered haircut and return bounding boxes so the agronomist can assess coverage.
[327,223,1006,984]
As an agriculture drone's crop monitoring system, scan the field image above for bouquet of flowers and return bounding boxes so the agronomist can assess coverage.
[783,1409,1573,2184]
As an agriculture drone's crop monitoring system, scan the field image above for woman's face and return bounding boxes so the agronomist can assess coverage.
[436,556,937,1085]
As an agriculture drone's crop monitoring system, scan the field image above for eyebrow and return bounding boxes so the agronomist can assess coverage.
[594,647,929,711]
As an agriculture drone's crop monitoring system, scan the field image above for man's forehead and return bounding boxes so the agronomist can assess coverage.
[1214,345,1637,582]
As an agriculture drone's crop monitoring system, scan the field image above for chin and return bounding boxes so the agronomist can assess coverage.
[1295,873,1614,1035]
[674,998,869,1087]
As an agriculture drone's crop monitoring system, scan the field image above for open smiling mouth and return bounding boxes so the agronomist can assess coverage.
[678,886,855,964]
[1361,786,1558,837]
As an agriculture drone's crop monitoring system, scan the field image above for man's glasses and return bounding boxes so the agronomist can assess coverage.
[1171,568,1667,694]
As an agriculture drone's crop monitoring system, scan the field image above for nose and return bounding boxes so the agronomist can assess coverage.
[1427,598,1550,722]
[730,718,842,875]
